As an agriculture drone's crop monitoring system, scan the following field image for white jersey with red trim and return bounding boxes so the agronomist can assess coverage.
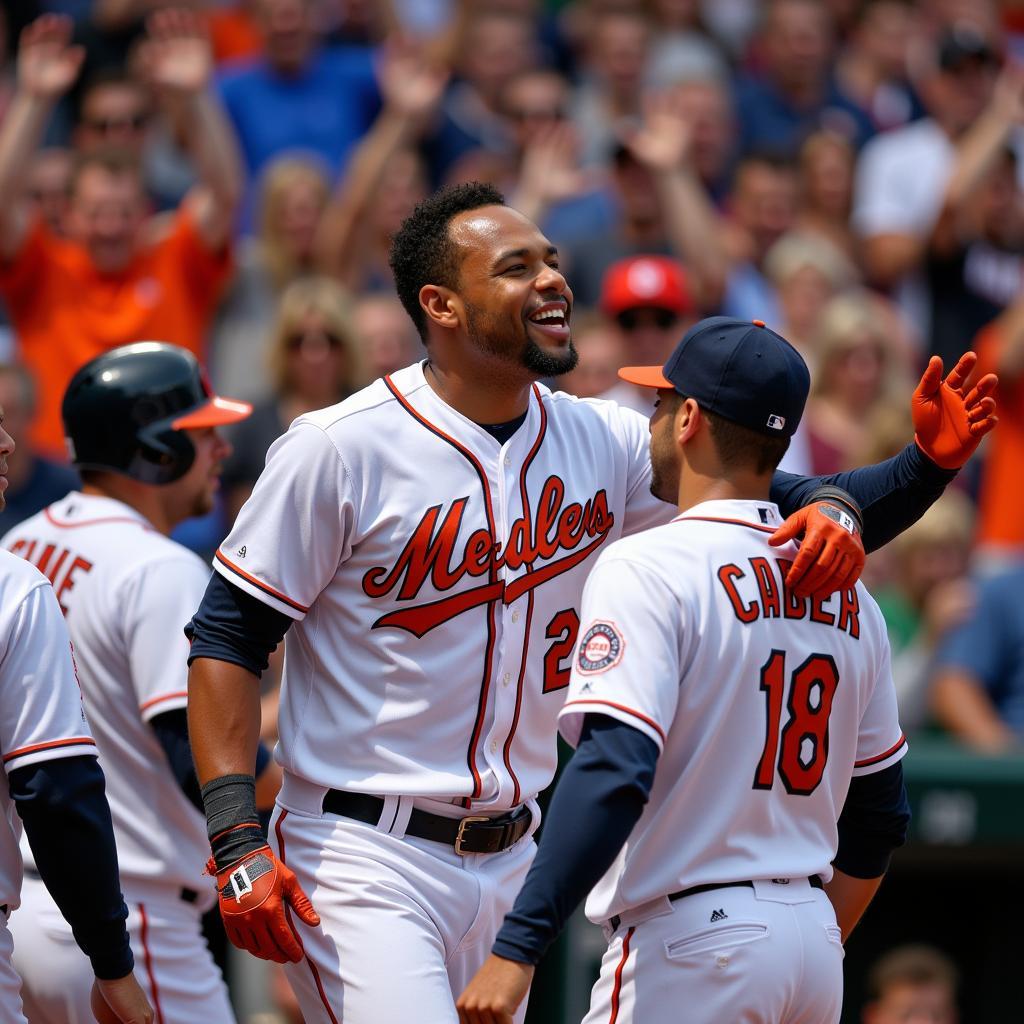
[0,549,96,910]
[214,361,670,810]
[2,492,211,892]
[558,498,906,924]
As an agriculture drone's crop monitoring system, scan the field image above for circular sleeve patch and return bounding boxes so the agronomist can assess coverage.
[577,621,625,674]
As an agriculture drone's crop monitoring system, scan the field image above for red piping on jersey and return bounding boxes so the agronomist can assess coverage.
[502,387,547,805]
[2,736,96,763]
[562,700,667,744]
[855,734,907,768]
[384,373,502,805]
[139,691,188,714]
[138,903,166,1024]
[215,550,308,613]
[275,811,340,1024]
[673,514,777,534]
[43,508,152,531]
[609,926,634,1024]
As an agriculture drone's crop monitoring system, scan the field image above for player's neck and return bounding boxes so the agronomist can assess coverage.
[81,479,174,536]
[676,468,773,514]
[424,359,532,424]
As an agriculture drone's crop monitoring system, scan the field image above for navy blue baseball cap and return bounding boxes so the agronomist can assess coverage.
[618,316,810,438]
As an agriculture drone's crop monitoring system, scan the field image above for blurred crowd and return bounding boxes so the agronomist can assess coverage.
[1,0,1023,865]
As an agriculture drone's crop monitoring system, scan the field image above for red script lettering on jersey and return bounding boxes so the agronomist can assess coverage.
[362,476,614,637]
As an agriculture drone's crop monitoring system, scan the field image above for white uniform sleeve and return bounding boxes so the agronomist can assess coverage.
[558,556,682,752]
[0,581,96,774]
[122,555,211,721]
[614,404,675,537]
[214,421,356,619]
[852,597,907,777]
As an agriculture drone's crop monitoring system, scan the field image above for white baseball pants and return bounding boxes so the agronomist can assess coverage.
[270,798,537,1024]
[0,914,26,1024]
[583,878,844,1024]
[10,873,235,1024]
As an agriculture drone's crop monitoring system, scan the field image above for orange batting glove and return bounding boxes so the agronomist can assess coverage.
[211,845,320,964]
[770,500,865,598]
[912,352,998,470]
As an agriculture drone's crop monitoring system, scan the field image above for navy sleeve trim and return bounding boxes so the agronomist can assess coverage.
[185,571,291,676]
[771,442,955,553]
[492,715,658,964]
[10,756,133,979]
[834,762,911,879]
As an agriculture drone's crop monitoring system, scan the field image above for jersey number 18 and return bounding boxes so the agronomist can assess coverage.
[754,650,839,796]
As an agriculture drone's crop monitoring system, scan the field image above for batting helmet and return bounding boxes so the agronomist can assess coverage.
[62,342,252,485]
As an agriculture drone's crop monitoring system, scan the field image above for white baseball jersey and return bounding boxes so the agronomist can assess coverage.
[0,549,95,911]
[3,492,212,894]
[214,361,670,810]
[558,498,906,924]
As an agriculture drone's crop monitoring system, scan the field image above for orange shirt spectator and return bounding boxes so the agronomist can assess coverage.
[0,207,230,455]
[0,12,242,459]
[973,318,1024,554]
[207,6,263,66]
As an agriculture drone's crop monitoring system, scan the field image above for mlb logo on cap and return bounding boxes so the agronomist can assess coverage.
[766,414,786,431]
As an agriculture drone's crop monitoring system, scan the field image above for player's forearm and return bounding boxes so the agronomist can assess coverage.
[187,657,263,784]
[770,442,955,553]
[822,868,883,942]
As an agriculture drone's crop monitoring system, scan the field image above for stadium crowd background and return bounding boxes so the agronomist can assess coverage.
[0,1,1021,1021]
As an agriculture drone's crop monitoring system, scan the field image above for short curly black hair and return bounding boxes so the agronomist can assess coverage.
[389,181,506,342]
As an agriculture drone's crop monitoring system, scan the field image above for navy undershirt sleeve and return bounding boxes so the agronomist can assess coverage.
[770,442,955,553]
[10,755,133,980]
[834,762,911,878]
[150,707,272,814]
[493,715,658,965]
[185,571,291,676]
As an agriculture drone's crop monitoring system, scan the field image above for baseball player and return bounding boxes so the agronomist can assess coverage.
[3,343,278,1024]
[184,184,995,1024]
[0,406,152,1024]
[456,320,953,1023]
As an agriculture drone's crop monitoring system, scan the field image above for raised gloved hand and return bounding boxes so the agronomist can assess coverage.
[912,352,998,470]
[770,496,864,598]
[211,844,320,964]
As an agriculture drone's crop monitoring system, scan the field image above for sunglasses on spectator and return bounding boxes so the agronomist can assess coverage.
[84,114,149,134]
[506,106,567,122]
[286,331,345,352]
[616,308,678,331]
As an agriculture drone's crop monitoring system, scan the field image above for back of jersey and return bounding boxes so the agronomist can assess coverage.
[558,498,906,924]
[3,493,211,895]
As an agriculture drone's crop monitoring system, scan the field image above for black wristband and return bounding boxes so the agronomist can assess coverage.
[807,485,864,535]
[201,774,266,871]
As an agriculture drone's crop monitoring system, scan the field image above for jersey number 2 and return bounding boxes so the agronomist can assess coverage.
[754,650,839,796]
[543,609,580,693]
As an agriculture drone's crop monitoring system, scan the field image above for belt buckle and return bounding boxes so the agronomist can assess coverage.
[454,815,489,856]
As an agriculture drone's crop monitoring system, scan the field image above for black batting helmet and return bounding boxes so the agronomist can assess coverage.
[62,342,252,485]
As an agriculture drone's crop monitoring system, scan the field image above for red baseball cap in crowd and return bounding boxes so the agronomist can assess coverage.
[599,256,694,319]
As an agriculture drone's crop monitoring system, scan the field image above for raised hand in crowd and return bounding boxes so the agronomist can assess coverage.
[15,13,84,101]
[137,5,214,97]
[512,120,595,226]
[0,15,84,258]
[377,37,450,128]
[620,88,729,310]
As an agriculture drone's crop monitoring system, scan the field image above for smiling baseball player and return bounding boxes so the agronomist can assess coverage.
[184,184,994,1024]
[458,321,996,1024]
[3,343,278,1024]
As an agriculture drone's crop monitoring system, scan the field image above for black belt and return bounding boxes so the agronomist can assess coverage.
[24,868,197,905]
[322,790,532,856]
[608,877,824,932]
